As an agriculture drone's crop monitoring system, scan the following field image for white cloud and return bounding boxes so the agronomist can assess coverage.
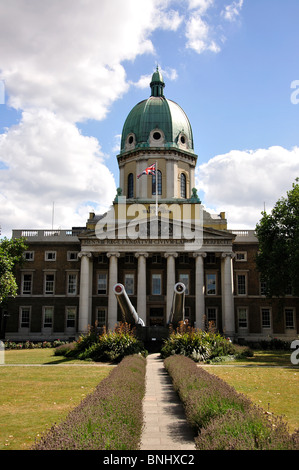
[0,110,116,236]
[0,0,176,123]
[221,0,244,22]
[185,12,220,54]
[187,0,214,14]
[196,146,299,228]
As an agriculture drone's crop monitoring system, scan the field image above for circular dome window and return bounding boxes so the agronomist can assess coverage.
[180,135,185,144]
[128,135,134,144]
[153,131,161,140]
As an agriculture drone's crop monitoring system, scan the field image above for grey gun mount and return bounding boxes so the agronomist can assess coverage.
[113,283,145,327]
[169,282,186,326]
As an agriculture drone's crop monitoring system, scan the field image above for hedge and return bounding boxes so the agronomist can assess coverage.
[32,355,146,450]
[164,355,299,450]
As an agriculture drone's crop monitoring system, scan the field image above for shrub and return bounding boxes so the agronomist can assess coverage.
[160,322,239,362]
[32,355,146,450]
[54,323,147,363]
[164,355,299,450]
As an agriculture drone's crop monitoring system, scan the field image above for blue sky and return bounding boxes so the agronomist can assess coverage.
[0,0,299,237]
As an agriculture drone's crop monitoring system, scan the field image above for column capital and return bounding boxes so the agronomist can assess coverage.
[78,251,92,259]
[193,252,207,258]
[106,252,120,258]
[164,252,178,258]
[221,252,235,259]
[135,252,149,258]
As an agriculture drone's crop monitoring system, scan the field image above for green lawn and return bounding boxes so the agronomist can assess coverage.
[202,350,299,433]
[0,349,113,450]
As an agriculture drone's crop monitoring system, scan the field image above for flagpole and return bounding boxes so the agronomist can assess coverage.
[155,161,158,216]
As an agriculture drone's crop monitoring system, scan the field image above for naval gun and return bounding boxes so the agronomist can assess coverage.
[168,282,186,326]
[113,283,145,327]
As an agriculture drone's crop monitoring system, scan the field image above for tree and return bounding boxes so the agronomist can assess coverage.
[255,179,299,298]
[0,237,28,305]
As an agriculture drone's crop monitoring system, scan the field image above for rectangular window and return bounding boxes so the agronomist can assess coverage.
[207,307,217,326]
[23,251,34,261]
[45,251,56,261]
[22,273,32,294]
[179,273,189,295]
[235,252,247,261]
[44,273,55,294]
[67,273,77,295]
[152,274,162,295]
[260,279,267,295]
[96,307,107,327]
[124,273,134,295]
[20,307,30,328]
[237,274,246,295]
[261,308,271,329]
[44,307,53,328]
[206,274,216,295]
[67,251,78,261]
[285,308,295,329]
[238,307,248,328]
[66,307,76,328]
[97,273,107,295]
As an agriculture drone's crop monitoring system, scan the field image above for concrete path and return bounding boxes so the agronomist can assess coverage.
[140,353,196,451]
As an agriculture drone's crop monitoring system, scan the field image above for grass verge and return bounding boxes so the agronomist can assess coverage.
[0,349,113,450]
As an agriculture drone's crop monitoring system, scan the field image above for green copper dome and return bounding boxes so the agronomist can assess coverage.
[120,68,194,155]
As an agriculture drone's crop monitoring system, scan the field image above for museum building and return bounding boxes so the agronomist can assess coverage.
[5,69,299,344]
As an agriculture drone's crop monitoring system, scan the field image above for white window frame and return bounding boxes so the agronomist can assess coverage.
[237,307,248,329]
[66,306,76,329]
[20,306,31,329]
[43,306,54,329]
[44,272,55,295]
[152,273,162,295]
[21,272,33,295]
[206,307,217,328]
[97,272,108,295]
[67,251,79,261]
[96,307,107,327]
[67,272,78,296]
[285,308,295,330]
[179,272,190,295]
[23,251,34,261]
[235,251,247,262]
[124,273,135,295]
[261,307,272,330]
[45,251,56,261]
[236,273,247,296]
[206,273,217,295]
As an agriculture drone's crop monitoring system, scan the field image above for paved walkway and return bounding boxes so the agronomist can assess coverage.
[140,353,196,451]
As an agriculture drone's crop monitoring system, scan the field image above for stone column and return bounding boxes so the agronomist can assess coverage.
[193,252,206,329]
[221,252,235,338]
[135,253,148,326]
[164,253,178,321]
[107,253,120,330]
[78,252,92,334]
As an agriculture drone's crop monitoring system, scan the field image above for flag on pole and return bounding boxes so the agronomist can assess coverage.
[137,163,156,179]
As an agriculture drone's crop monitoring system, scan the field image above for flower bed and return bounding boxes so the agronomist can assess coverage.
[32,354,146,450]
[164,355,299,450]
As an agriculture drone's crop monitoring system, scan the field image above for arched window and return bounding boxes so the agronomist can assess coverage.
[128,173,134,198]
[180,173,186,198]
[152,170,162,195]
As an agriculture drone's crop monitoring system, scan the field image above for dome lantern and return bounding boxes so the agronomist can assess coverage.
[150,66,165,97]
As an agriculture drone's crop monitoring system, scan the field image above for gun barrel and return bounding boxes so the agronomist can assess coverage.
[169,282,186,325]
[113,283,145,326]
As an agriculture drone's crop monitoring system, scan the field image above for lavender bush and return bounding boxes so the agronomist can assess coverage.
[164,355,299,450]
[32,355,146,450]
